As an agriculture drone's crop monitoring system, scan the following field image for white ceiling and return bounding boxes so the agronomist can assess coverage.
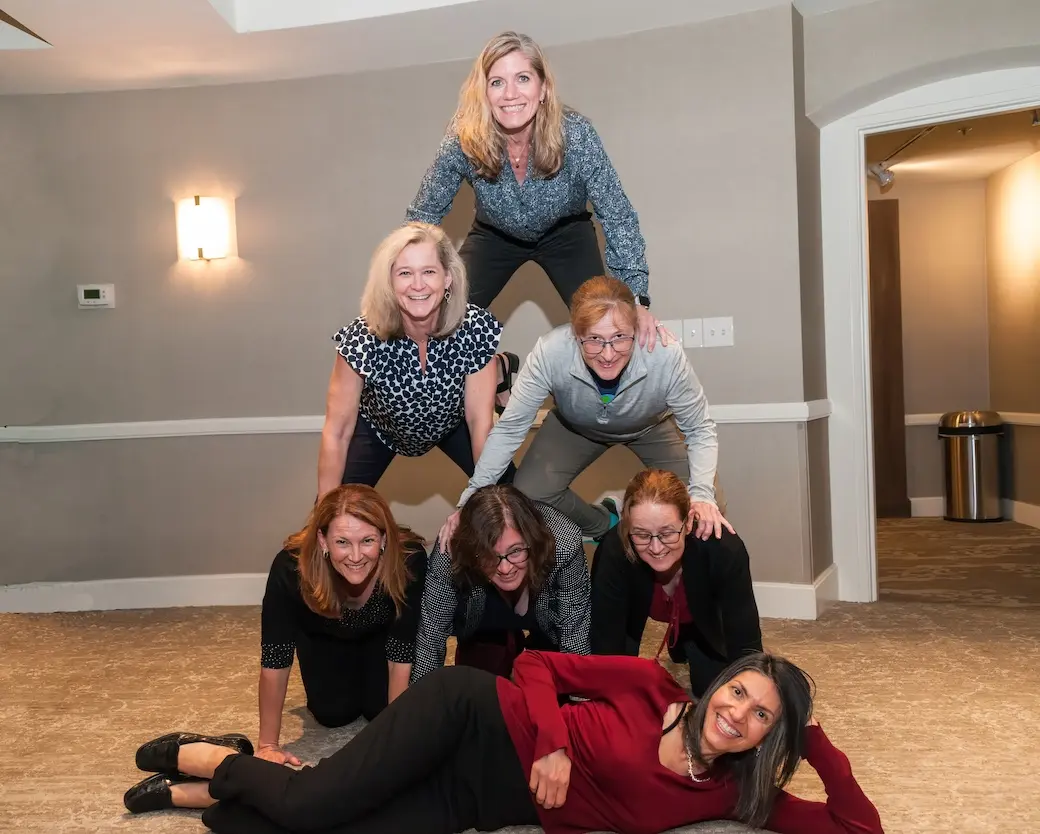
[0,0,880,95]
[866,108,1040,184]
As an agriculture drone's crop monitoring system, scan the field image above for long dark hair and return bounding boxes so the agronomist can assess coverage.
[449,484,556,591]
[682,652,815,829]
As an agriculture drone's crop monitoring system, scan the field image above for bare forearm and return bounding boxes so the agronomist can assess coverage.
[467,417,492,466]
[388,662,411,703]
[317,429,352,499]
[258,668,291,747]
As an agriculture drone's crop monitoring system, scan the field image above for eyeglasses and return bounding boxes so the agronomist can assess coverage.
[630,530,683,547]
[579,335,635,356]
[489,545,530,565]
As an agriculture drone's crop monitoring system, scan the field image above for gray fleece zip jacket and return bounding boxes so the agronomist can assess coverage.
[458,324,718,506]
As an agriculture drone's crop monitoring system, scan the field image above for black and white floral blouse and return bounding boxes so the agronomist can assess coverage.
[332,304,503,456]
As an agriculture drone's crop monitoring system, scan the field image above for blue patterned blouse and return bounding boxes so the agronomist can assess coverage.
[406,110,649,296]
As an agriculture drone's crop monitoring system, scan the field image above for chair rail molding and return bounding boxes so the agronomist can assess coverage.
[0,400,832,443]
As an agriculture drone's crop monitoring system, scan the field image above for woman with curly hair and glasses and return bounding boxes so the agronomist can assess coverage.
[591,468,763,697]
[251,485,427,766]
[411,483,590,682]
[406,30,674,354]
[123,651,882,834]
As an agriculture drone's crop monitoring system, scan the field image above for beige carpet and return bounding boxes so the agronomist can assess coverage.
[3,598,1039,834]
[877,518,1040,607]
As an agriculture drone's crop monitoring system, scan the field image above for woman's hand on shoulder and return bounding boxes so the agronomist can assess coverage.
[689,501,736,540]
[437,510,462,555]
[635,305,678,352]
[529,748,572,810]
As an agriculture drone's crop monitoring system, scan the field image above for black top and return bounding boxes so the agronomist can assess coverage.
[589,527,763,696]
[260,545,428,670]
[479,587,540,634]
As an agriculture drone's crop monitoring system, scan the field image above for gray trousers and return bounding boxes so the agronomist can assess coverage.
[513,412,725,538]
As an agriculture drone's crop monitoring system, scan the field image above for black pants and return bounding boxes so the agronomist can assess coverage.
[296,629,386,727]
[201,666,539,834]
[460,213,606,309]
[340,414,516,487]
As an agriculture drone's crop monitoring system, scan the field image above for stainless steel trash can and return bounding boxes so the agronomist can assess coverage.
[938,411,1004,522]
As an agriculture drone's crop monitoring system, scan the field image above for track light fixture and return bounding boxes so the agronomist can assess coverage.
[867,162,894,188]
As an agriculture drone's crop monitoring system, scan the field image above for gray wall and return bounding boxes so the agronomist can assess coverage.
[868,178,991,499]
[804,0,1040,124]
[0,7,828,588]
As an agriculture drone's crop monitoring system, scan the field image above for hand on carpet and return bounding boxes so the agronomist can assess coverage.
[256,743,301,766]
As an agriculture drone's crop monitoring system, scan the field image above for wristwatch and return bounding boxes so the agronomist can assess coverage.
[635,294,651,309]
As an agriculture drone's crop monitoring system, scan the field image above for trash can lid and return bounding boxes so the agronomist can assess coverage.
[938,410,1003,428]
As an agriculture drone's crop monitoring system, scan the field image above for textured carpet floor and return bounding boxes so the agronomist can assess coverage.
[3,598,1040,834]
[877,518,1040,608]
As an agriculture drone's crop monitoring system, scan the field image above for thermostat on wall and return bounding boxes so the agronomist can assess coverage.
[77,284,115,309]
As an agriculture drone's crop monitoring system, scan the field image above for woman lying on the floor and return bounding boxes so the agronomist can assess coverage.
[123,650,883,834]
[591,468,764,697]
[411,483,590,682]
[254,484,426,765]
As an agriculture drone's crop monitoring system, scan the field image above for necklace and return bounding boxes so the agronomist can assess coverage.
[683,741,710,783]
[508,139,529,169]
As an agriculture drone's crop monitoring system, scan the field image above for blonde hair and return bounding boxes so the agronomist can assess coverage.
[285,485,426,618]
[453,31,567,180]
[360,222,468,340]
[618,469,691,562]
[570,275,638,337]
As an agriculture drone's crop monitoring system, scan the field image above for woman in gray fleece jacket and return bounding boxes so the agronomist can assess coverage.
[440,276,731,545]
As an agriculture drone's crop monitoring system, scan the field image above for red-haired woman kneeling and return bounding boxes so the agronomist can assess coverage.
[253,485,426,765]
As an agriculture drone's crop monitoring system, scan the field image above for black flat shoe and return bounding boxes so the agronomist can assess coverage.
[123,772,204,814]
[135,731,253,775]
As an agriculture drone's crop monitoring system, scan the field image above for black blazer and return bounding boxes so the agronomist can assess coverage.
[589,526,762,696]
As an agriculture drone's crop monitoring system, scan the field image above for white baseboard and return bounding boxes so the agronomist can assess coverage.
[1003,499,1040,530]
[0,573,269,614]
[751,564,836,621]
[910,496,944,517]
[813,564,839,616]
[1,571,827,620]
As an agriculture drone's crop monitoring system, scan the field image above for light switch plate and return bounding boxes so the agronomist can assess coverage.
[682,318,703,348]
[703,316,734,347]
[658,319,682,345]
[77,283,115,309]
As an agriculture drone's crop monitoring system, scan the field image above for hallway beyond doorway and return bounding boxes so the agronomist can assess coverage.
[877,517,1040,607]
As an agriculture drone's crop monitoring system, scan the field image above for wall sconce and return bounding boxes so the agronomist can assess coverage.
[176,195,233,260]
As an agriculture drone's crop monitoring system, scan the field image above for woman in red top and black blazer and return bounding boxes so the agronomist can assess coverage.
[590,468,763,696]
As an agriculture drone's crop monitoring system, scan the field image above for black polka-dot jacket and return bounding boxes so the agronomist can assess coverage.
[331,304,503,457]
[260,545,428,670]
[409,502,591,683]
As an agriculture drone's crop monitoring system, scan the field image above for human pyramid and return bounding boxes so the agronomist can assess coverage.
[120,31,883,834]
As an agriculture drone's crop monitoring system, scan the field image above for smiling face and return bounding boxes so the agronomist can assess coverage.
[486,50,544,134]
[391,240,451,329]
[578,309,637,381]
[317,513,384,588]
[484,522,530,593]
[628,501,691,575]
[701,671,781,758]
